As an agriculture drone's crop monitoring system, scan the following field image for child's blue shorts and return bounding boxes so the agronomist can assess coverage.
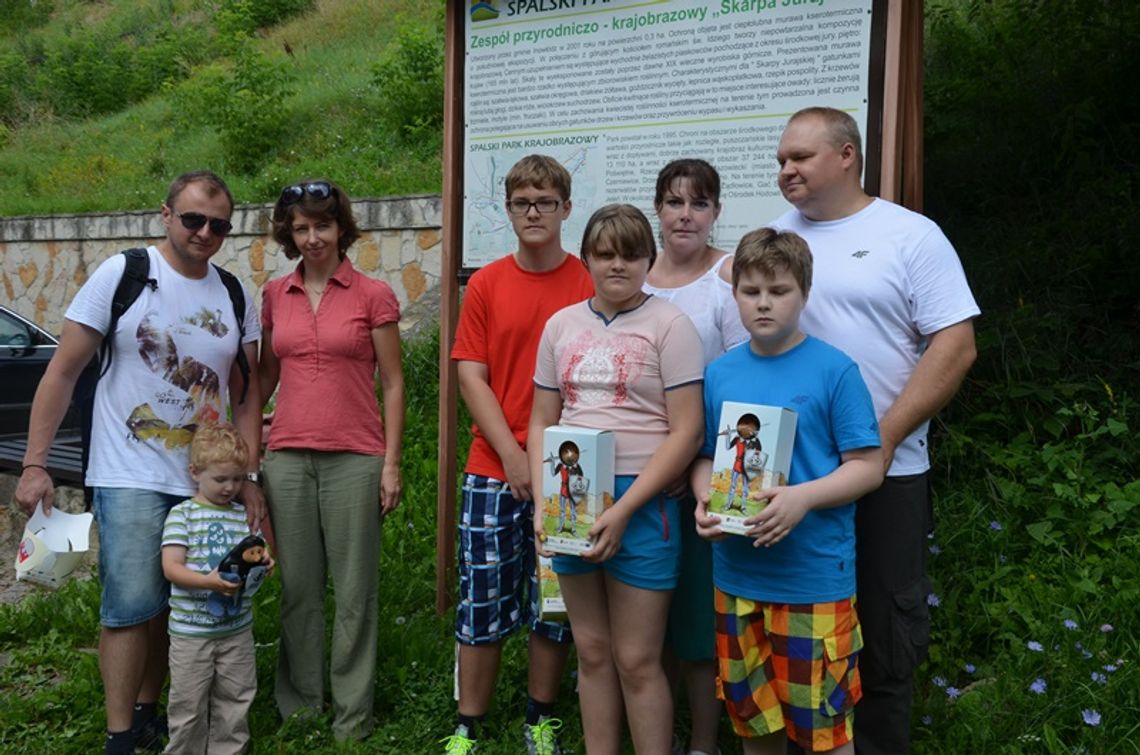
[553,475,682,591]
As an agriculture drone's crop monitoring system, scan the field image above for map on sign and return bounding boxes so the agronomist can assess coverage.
[465,144,601,260]
[462,0,878,269]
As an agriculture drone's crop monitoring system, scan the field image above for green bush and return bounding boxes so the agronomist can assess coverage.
[216,0,314,35]
[192,36,295,174]
[28,20,209,121]
[0,50,30,126]
[0,0,54,31]
[917,375,1139,752]
[372,19,444,138]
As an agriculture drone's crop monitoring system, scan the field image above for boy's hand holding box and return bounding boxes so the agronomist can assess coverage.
[538,426,615,555]
[707,401,797,535]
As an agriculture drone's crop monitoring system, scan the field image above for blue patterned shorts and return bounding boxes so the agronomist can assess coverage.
[455,475,572,645]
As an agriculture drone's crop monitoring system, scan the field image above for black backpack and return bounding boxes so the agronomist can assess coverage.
[79,248,250,505]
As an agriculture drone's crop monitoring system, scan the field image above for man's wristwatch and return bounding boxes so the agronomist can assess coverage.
[245,472,262,485]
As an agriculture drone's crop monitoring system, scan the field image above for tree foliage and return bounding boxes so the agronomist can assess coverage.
[926,0,1140,373]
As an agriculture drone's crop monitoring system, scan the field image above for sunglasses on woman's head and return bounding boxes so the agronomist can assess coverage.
[175,211,233,236]
[280,182,334,205]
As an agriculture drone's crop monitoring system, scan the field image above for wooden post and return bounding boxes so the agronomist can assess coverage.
[880,0,903,203]
[881,0,924,210]
[436,0,464,614]
[900,0,925,212]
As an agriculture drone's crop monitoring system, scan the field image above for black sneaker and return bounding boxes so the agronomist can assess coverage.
[104,730,135,755]
[132,716,168,752]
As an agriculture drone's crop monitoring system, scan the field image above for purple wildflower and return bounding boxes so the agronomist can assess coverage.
[964,663,976,674]
[1028,678,1047,694]
[946,686,961,700]
[1063,619,1079,630]
[927,593,941,608]
[1091,672,1107,685]
[929,544,942,555]
[1100,623,1114,632]
[932,675,947,688]
[989,520,1003,531]
[1027,640,1043,652]
[1104,664,1118,673]
[1081,709,1101,726]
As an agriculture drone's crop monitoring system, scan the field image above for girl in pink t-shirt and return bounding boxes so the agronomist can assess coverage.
[529,204,704,754]
[258,178,404,741]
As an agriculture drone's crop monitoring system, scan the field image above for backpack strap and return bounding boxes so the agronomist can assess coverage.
[97,248,154,379]
[213,263,250,404]
[83,248,153,507]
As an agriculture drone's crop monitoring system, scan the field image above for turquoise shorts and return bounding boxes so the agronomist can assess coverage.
[553,475,681,591]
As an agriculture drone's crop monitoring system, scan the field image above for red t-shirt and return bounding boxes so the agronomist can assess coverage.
[451,253,593,478]
[262,257,400,456]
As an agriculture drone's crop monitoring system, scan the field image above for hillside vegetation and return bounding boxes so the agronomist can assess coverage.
[0,0,443,215]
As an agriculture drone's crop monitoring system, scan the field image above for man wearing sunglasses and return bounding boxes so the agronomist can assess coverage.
[15,170,264,755]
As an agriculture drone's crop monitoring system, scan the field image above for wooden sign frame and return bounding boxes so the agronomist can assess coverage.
[436,0,924,612]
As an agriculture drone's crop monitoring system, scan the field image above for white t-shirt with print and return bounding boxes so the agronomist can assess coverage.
[772,199,980,476]
[66,246,261,496]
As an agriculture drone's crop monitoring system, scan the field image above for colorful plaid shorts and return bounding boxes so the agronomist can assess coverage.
[714,589,863,751]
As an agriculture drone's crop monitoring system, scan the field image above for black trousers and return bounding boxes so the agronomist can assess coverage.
[789,474,932,755]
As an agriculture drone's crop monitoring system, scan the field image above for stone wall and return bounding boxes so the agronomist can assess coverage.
[0,194,443,336]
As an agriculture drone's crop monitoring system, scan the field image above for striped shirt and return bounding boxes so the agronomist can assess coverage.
[162,499,254,638]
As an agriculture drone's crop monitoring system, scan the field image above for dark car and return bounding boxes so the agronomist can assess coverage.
[0,305,90,437]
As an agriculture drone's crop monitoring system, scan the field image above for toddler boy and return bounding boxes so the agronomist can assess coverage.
[161,423,271,755]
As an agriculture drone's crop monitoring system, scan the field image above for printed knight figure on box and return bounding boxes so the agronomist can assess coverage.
[707,401,797,535]
[539,426,615,555]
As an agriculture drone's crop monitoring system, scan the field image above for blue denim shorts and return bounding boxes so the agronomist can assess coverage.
[455,475,572,646]
[92,487,183,627]
[553,475,682,591]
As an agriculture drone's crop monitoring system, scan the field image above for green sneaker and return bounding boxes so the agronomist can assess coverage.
[441,725,477,754]
[523,716,562,755]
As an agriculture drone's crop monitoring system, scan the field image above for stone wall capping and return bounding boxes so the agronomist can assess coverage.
[2,194,444,335]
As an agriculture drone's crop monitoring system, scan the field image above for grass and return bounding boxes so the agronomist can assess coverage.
[2,325,1135,754]
[0,0,442,215]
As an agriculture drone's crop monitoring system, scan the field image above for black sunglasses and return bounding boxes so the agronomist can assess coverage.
[280,182,334,205]
[175,211,233,237]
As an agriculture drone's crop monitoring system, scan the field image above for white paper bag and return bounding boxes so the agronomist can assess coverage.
[14,502,93,588]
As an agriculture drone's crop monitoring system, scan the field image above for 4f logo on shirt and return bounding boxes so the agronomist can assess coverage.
[852,250,871,259]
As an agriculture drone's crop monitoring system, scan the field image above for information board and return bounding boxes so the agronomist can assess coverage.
[462,0,881,269]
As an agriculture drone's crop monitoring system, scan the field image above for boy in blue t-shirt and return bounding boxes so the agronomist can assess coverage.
[690,228,883,755]
[161,423,272,755]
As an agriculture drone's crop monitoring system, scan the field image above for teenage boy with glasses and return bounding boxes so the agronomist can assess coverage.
[445,155,592,755]
[15,170,264,755]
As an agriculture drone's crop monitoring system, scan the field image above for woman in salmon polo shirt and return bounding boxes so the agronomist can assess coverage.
[258,178,405,742]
